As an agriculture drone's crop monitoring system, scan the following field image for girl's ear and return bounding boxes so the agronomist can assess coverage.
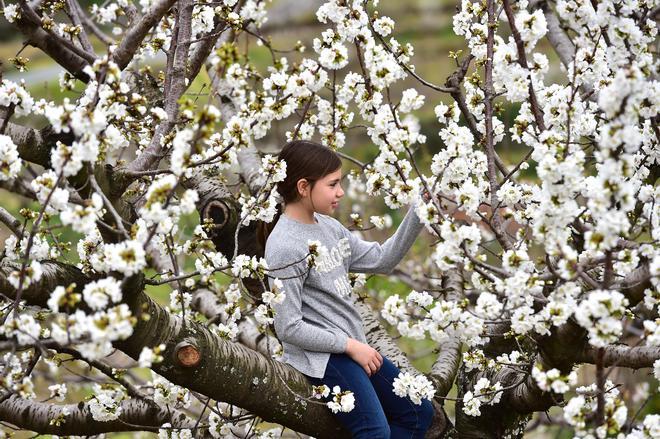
[296,178,309,197]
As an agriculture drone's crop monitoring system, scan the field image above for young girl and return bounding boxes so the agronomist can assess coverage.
[259,140,434,438]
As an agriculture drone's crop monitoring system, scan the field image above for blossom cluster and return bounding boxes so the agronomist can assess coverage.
[327,385,355,413]
[46,281,136,360]
[149,373,192,409]
[0,351,37,399]
[462,378,503,417]
[392,372,436,405]
[0,0,658,434]
[531,364,578,394]
[88,383,127,422]
[381,291,485,347]
[563,381,628,438]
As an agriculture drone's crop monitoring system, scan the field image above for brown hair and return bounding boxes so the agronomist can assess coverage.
[256,140,342,250]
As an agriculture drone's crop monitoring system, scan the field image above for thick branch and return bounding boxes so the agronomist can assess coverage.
[112,0,179,70]
[3,120,75,170]
[616,262,651,305]
[0,207,20,236]
[0,395,192,435]
[354,298,417,374]
[66,0,95,54]
[0,260,88,308]
[191,288,280,357]
[237,146,267,194]
[540,1,575,69]
[124,0,193,177]
[430,270,462,398]
[578,344,660,369]
[3,264,349,438]
[505,371,555,413]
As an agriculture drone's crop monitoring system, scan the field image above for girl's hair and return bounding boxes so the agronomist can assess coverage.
[256,140,342,250]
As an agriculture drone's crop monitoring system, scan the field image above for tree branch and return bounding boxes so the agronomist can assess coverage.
[0,395,192,435]
[2,264,350,438]
[125,0,193,175]
[578,344,660,369]
[186,19,229,84]
[65,0,95,54]
[430,270,463,398]
[3,119,75,169]
[616,262,651,305]
[445,56,509,177]
[13,11,90,80]
[112,0,179,70]
[0,207,20,236]
[502,0,546,131]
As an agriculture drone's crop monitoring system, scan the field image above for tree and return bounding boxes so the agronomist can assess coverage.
[0,0,658,437]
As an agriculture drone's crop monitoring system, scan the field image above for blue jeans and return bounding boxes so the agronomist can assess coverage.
[304,353,434,438]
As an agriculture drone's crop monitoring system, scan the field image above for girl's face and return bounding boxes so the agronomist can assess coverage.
[308,168,344,215]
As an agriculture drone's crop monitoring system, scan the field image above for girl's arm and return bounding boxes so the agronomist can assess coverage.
[342,201,425,274]
[265,247,348,353]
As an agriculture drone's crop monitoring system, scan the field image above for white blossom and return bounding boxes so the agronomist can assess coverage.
[575,290,629,347]
[138,344,166,368]
[88,383,126,421]
[327,385,355,413]
[392,372,436,405]
[0,135,21,180]
[48,383,68,402]
[3,3,20,22]
[102,240,147,276]
[82,277,123,310]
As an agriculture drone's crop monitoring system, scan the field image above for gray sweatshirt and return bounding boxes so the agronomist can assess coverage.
[264,204,424,378]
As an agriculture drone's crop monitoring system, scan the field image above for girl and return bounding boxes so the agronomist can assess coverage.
[258,140,434,438]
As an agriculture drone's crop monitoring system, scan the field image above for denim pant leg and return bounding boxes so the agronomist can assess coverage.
[305,353,390,438]
[369,356,435,439]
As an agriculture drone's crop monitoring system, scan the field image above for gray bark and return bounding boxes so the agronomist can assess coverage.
[0,395,194,435]
[112,0,180,70]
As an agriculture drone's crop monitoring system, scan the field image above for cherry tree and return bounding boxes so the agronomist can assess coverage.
[0,0,658,437]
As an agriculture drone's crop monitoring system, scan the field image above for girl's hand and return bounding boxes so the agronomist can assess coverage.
[345,338,383,377]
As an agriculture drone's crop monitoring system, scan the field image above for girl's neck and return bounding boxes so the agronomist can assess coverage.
[283,203,318,224]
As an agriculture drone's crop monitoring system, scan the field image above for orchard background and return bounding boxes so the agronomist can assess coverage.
[0,0,658,437]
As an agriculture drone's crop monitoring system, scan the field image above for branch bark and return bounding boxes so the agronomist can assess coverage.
[616,262,651,305]
[3,119,75,169]
[578,344,660,368]
[0,395,193,435]
[123,0,193,177]
[430,270,463,398]
[112,0,179,70]
[0,206,21,236]
[66,0,95,54]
